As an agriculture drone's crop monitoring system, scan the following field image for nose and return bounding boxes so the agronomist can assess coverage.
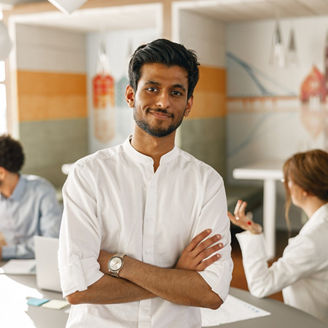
[156,91,170,109]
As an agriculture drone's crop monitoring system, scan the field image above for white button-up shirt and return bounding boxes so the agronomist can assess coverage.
[236,203,328,324]
[58,138,233,328]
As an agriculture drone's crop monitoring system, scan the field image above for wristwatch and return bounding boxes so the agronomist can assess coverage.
[107,253,126,277]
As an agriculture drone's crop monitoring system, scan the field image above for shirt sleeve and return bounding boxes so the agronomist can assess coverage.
[195,171,233,302]
[236,230,324,298]
[1,181,62,260]
[58,161,104,297]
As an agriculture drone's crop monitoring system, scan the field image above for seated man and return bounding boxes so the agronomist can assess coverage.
[0,134,62,260]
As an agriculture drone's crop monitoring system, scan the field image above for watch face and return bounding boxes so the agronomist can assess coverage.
[110,257,122,271]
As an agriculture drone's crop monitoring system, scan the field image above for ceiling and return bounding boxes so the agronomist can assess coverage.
[2,0,328,32]
[182,0,328,22]
[0,0,44,7]
[9,3,160,32]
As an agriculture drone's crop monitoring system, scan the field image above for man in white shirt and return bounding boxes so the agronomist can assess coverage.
[59,39,233,328]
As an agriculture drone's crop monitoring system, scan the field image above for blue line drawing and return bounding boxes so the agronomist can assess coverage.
[227,112,296,158]
[227,52,297,97]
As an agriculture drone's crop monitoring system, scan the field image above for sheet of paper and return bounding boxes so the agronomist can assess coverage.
[0,260,36,275]
[42,300,69,310]
[201,294,271,326]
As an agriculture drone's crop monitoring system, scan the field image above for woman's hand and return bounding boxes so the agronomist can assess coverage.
[228,200,262,234]
[0,232,7,247]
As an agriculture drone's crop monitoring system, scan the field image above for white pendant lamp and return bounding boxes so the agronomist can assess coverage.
[270,20,285,68]
[0,21,12,60]
[48,0,87,14]
[286,25,298,66]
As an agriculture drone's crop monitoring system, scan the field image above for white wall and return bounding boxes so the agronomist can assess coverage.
[86,28,159,153]
[226,16,328,229]
[16,24,85,73]
[178,10,225,67]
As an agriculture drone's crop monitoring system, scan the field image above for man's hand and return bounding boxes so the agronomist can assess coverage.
[176,229,223,271]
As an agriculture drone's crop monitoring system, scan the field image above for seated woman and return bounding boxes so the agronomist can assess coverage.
[229,149,328,324]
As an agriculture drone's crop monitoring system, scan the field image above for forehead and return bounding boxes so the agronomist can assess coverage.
[138,63,188,87]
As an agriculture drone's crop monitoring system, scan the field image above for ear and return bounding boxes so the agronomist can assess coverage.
[125,85,135,108]
[184,95,193,117]
[0,167,6,179]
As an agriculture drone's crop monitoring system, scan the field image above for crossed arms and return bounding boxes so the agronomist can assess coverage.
[66,229,224,309]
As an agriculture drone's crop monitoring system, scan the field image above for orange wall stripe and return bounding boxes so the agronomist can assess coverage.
[17,70,87,121]
[189,65,226,119]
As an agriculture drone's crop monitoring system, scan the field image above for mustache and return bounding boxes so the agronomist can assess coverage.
[146,108,174,117]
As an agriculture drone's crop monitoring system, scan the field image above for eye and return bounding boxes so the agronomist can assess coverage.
[171,90,183,97]
[145,87,158,93]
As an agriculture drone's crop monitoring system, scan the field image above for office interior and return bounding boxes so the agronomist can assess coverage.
[1,0,328,309]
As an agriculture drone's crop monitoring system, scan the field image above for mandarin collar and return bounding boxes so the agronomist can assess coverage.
[123,136,179,166]
[9,175,26,201]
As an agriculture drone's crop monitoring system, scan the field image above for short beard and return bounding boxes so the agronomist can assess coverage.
[133,108,185,138]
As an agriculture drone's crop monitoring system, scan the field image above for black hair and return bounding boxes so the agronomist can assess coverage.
[128,39,199,99]
[0,134,25,173]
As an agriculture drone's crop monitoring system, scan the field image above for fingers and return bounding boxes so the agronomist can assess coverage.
[195,242,223,263]
[197,253,221,271]
[192,233,221,257]
[234,199,242,216]
[185,229,212,251]
[240,201,247,215]
[179,229,224,272]
[234,200,248,221]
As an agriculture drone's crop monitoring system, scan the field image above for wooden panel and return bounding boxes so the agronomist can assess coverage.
[189,65,226,119]
[17,70,87,121]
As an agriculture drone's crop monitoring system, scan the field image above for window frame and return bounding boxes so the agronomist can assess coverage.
[0,60,7,134]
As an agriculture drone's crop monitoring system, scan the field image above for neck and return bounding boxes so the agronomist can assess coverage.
[302,197,327,218]
[131,125,176,171]
[0,172,20,198]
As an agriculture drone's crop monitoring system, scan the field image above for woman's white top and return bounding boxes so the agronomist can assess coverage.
[236,203,328,324]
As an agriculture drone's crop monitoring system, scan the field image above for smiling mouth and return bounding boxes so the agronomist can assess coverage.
[148,109,173,120]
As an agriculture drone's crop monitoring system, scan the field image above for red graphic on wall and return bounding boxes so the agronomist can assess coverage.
[92,42,115,143]
[300,65,326,104]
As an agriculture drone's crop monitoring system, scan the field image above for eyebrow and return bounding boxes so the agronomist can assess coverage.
[145,81,186,92]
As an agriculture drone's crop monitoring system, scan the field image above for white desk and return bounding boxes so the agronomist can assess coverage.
[0,269,326,328]
[233,160,284,259]
[0,272,68,328]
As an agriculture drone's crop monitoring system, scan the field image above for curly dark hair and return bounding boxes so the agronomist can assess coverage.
[128,39,199,100]
[0,134,25,173]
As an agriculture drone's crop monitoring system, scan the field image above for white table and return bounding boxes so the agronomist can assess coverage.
[1,269,325,328]
[0,271,68,328]
[233,160,284,259]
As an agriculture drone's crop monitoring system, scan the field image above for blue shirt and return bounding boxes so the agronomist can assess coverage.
[0,174,62,259]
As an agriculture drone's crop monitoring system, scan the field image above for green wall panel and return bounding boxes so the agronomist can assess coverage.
[20,118,88,189]
[179,117,226,178]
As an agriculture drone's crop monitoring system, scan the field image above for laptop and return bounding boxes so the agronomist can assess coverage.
[34,236,62,292]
